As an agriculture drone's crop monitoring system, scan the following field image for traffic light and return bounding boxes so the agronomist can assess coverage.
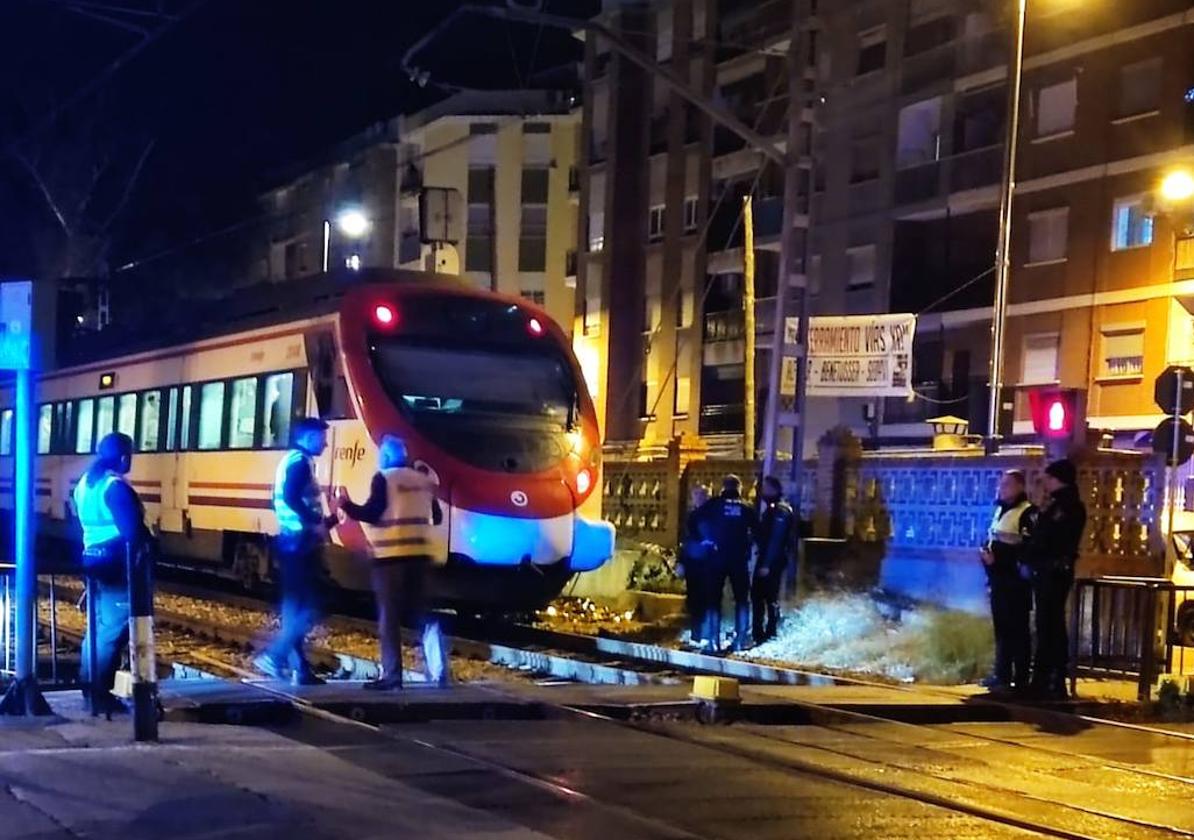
[1028,387,1086,441]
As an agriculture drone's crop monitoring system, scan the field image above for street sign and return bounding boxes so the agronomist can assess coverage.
[1153,416,1194,467]
[1155,365,1194,415]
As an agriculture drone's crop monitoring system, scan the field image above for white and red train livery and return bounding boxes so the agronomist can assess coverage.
[1,270,613,609]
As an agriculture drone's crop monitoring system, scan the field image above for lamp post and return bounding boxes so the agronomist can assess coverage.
[985,0,1029,449]
[322,208,371,273]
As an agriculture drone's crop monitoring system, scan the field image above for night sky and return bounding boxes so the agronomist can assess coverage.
[0,0,593,282]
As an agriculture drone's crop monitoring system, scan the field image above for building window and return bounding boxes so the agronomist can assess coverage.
[808,254,823,296]
[1100,327,1144,378]
[519,204,547,272]
[229,377,258,449]
[1111,196,1154,251]
[846,244,877,290]
[469,122,496,135]
[588,212,605,252]
[656,5,673,62]
[0,409,11,456]
[1021,333,1060,384]
[197,382,225,450]
[849,137,881,183]
[904,14,956,57]
[262,373,294,449]
[1117,58,1162,119]
[683,196,699,232]
[522,122,550,135]
[896,97,942,169]
[521,167,549,204]
[116,393,136,439]
[521,290,546,306]
[36,405,51,455]
[1034,78,1077,137]
[465,201,494,273]
[1027,207,1069,264]
[96,395,115,440]
[138,390,161,452]
[648,205,665,241]
[76,399,94,454]
[675,376,691,416]
[856,26,886,75]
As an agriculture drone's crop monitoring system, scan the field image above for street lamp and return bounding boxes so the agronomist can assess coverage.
[322,207,371,273]
[1160,169,1194,207]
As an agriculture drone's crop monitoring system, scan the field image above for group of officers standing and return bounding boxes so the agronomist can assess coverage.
[980,459,1087,701]
[679,474,799,653]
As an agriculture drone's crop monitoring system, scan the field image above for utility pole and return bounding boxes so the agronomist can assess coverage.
[743,195,756,461]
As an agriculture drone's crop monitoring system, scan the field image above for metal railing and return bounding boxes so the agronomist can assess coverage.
[1,563,82,689]
[1069,577,1194,700]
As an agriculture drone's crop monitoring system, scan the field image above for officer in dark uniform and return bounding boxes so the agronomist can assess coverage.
[73,432,151,714]
[752,476,796,644]
[978,469,1036,693]
[697,474,757,653]
[679,485,712,648]
[1026,459,1087,700]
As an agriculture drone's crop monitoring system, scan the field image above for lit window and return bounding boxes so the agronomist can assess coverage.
[896,97,942,168]
[198,382,225,450]
[1034,78,1076,137]
[165,388,178,451]
[96,396,115,439]
[1027,207,1069,264]
[1111,196,1153,251]
[1100,327,1144,378]
[37,405,51,455]
[229,377,258,449]
[76,399,94,454]
[647,205,665,241]
[0,409,11,456]
[262,373,294,449]
[139,390,161,452]
[179,386,192,449]
[847,244,877,289]
[116,393,136,438]
[1021,333,1060,384]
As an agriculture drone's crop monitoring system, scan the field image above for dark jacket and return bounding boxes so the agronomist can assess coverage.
[756,500,796,575]
[695,493,757,564]
[1026,484,1086,575]
[984,493,1035,578]
[341,470,443,526]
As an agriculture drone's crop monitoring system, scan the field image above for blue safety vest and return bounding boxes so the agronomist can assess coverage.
[73,471,126,549]
[273,448,321,535]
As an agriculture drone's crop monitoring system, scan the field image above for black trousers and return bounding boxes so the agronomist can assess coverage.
[265,537,325,672]
[703,555,750,646]
[683,557,705,640]
[372,559,446,684]
[751,561,786,642]
[988,571,1032,687]
[1033,568,1074,688]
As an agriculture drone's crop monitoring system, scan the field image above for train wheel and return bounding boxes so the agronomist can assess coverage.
[233,540,268,593]
[1176,601,1194,648]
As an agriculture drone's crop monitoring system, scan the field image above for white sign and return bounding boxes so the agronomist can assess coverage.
[807,313,916,397]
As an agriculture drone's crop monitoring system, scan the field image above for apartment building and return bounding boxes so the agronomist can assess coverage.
[257,89,581,332]
[576,0,813,453]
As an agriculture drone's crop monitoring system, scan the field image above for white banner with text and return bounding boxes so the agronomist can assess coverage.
[806,313,916,397]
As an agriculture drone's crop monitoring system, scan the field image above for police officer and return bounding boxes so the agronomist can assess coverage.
[336,435,446,690]
[74,432,151,714]
[978,469,1035,693]
[679,484,712,648]
[256,417,338,685]
[1026,459,1087,700]
[752,476,796,644]
[698,474,757,653]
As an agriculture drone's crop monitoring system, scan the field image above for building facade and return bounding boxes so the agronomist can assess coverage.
[257,90,581,332]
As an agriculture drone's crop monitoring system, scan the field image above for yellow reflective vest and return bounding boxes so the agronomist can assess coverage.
[362,467,445,563]
[988,499,1032,546]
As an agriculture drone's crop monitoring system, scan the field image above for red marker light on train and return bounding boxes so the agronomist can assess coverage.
[576,467,592,495]
[373,304,396,326]
[527,317,545,337]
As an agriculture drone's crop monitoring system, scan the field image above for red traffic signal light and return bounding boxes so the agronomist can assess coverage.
[1028,388,1086,440]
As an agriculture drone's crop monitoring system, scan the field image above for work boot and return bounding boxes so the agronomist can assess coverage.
[363,676,403,691]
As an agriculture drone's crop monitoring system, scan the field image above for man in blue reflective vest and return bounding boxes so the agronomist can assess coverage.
[256,417,338,685]
[74,432,150,713]
[696,474,758,653]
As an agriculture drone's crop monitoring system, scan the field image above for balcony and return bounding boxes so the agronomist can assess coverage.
[892,145,1004,209]
[894,162,941,206]
[947,145,1002,193]
[704,309,745,344]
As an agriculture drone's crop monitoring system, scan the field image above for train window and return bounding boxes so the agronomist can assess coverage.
[262,372,294,448]
[197,382,225,450]
[116,393,137,439]
[139,390,161,452]
[164,388,179,451]
[304,330,353,419]
[180,386,193,449]
[228,377,257,449]
[36,405,51,455]
[96,396,115,439]
[53,404,66,454]
[0,409,11,456]
[76,399,95,454]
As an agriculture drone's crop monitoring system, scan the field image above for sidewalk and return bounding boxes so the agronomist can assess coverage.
[0,689,551,840]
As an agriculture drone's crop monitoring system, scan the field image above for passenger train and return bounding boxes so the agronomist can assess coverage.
[1,269,614,610]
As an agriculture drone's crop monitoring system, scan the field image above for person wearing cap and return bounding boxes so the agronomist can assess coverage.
[73,432,151,713]
[978,469,1036,693]
[695,474,758,653]
[335,435,447,690]
[256,417,338,685]
[1025,459,1087,699]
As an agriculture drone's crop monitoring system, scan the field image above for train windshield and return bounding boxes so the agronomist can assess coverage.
[369,339,579,473]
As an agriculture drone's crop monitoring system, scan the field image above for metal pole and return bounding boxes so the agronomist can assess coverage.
[985,0,1028,447]
[743,195,757,462]
[127,543,158,741]
[1168,369,1182,546]
[321,220,331,274]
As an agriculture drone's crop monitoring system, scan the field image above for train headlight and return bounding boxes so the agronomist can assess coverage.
[576,467,592,496]
[373,304,397,327]
[527,316,545,337]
